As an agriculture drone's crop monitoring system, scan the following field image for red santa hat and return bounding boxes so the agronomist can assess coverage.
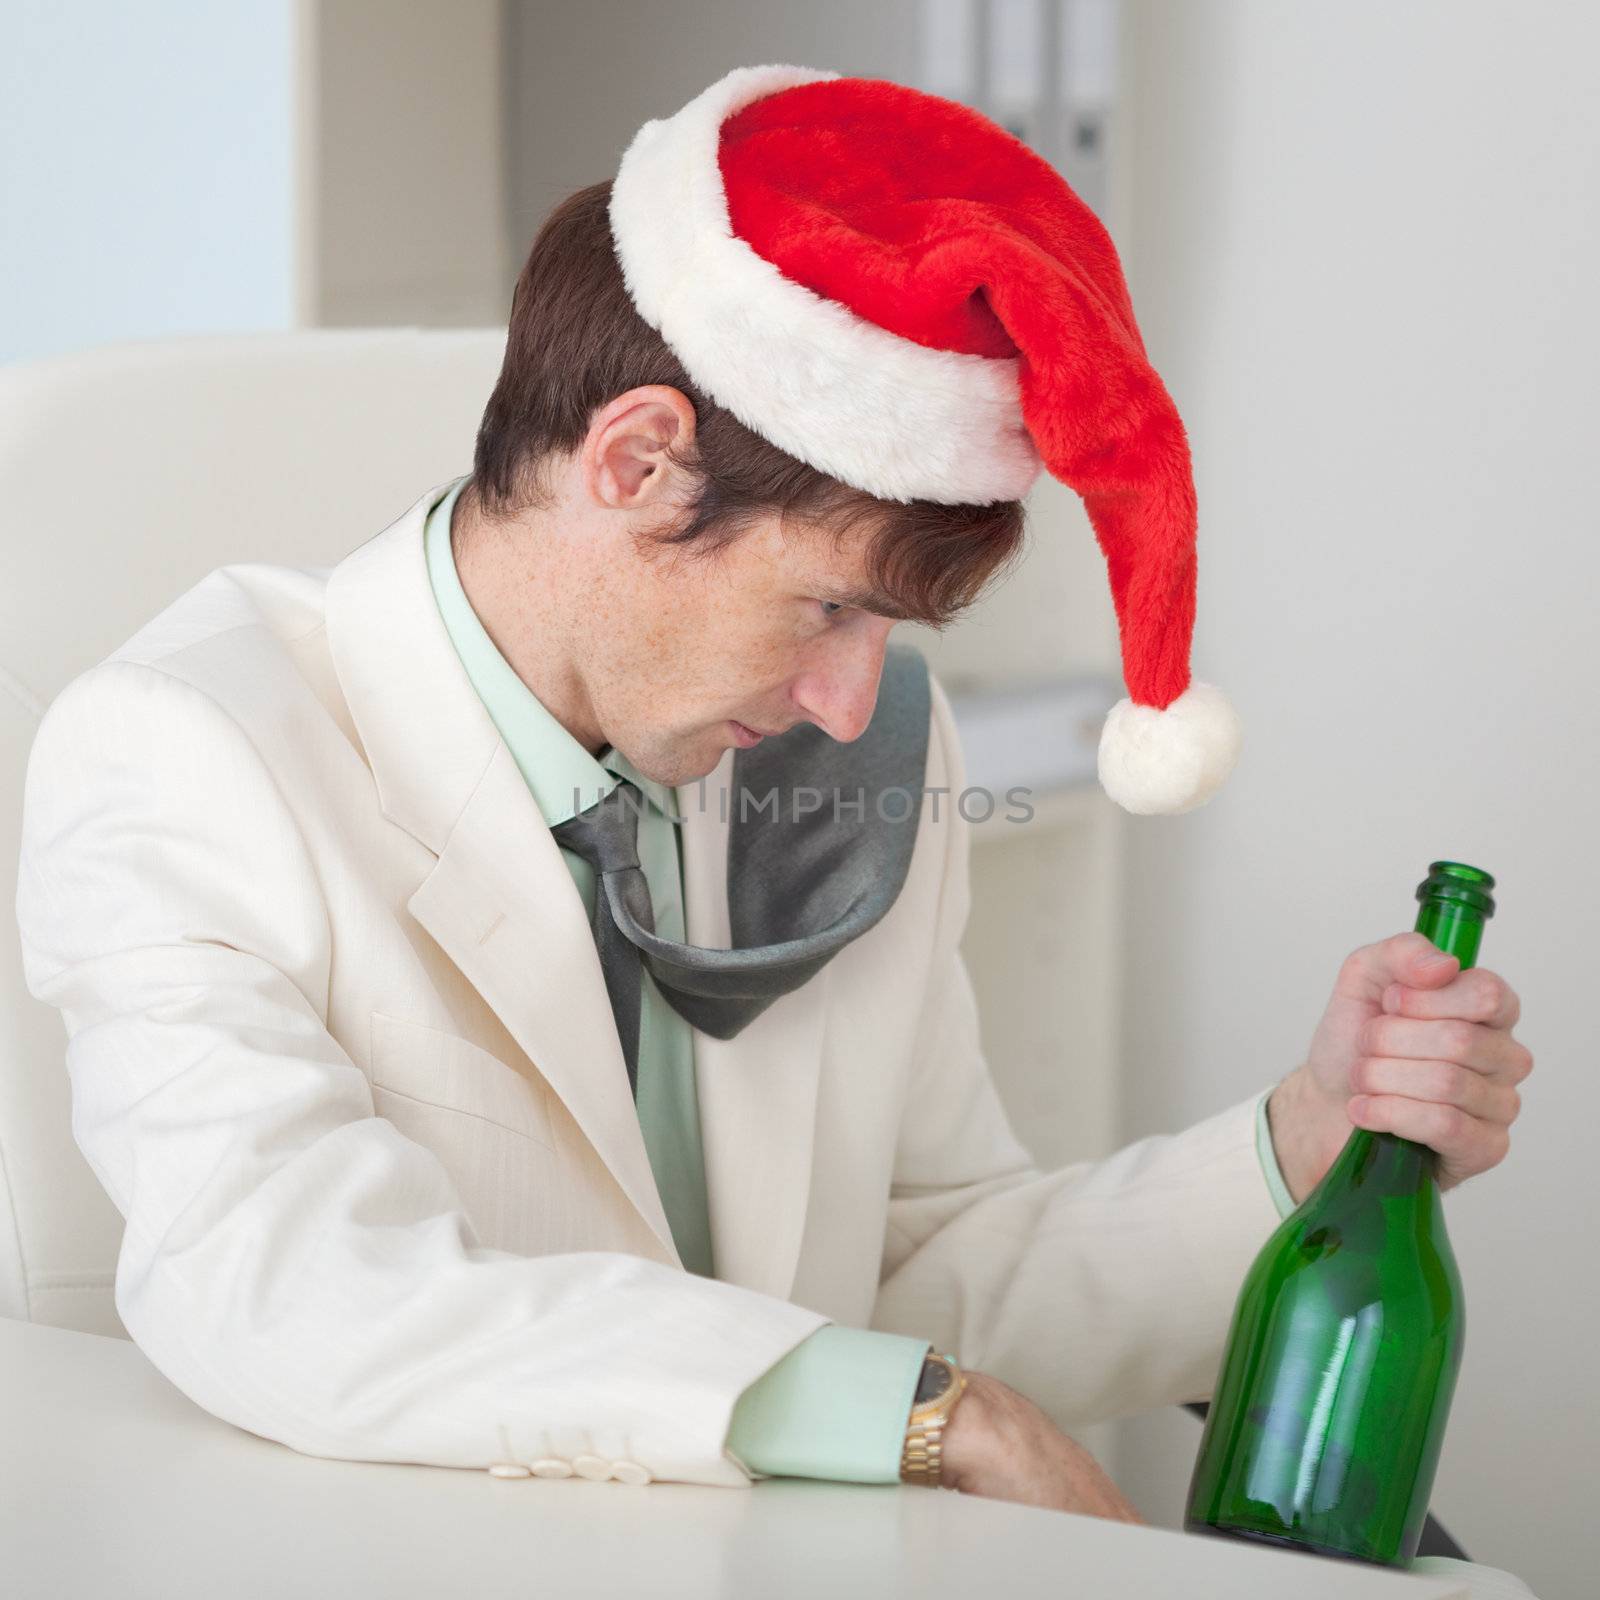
[610,65,1242,815]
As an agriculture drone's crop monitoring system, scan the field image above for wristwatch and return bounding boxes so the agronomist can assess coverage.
[900,1351,968,1487]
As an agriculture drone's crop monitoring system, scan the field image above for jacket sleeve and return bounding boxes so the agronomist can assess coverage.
[868,674,1284,1427]
[14,660,825,1485]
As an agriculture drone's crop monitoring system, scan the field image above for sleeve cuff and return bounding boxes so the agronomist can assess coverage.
[1255,1085,1299,1219]
[724,1324,931,1483]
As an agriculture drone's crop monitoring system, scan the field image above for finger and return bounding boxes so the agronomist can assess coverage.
[1342,931,1460,1002]
[1349,1056,1521,1125]
[1383,965,1521,1031]
[1364,1014,1532,1080]
[1347,1093,1512,1172]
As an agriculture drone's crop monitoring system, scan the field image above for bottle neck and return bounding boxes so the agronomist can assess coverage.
[1340,1125,1439,1199]
[1338,887,1483,1195]
[1415,900,1484,969]
[1305,866,1492,1210]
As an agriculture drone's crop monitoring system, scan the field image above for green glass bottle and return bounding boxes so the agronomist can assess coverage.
[1184,861,1496,1567]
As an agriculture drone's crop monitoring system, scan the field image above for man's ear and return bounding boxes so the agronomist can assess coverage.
[581,386,698,510]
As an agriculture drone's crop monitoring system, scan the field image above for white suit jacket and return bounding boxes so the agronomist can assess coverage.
[16,483,1283,1487]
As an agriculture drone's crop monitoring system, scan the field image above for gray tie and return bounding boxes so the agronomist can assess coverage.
[549,646,931,1100]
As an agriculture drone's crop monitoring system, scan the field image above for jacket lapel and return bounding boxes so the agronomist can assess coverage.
[324,484,677,1263]
[678,757,824,1303]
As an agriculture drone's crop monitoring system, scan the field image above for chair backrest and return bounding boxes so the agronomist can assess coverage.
[1,329,508,1332]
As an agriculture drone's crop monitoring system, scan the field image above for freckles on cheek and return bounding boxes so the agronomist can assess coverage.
[736,633,799,695]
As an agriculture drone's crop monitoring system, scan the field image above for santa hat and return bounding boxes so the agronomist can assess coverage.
[609,65,1242,815]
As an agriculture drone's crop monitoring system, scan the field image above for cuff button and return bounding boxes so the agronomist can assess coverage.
[610,1461,652,1486]
[572,1454,612,1481]
[487,1462,532,1479]
[530,1458,573,1479]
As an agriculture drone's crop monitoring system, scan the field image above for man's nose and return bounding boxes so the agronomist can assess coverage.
[790,623,893,742]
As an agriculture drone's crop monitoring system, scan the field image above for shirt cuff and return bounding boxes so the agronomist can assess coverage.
[725,1324,931,1483]
[1255,1085,1299,1219]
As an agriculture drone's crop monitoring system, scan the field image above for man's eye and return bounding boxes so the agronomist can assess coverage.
[819,600,846,618]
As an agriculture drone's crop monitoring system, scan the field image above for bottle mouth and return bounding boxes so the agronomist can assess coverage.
[1416,860,1496,918]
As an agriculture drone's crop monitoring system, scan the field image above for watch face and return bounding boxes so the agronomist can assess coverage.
[915,1357,954,1406]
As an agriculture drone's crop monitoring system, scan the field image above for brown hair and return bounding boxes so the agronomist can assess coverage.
[469,182,1026,628]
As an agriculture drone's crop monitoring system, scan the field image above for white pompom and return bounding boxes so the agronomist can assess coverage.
[1097,680,1242,815]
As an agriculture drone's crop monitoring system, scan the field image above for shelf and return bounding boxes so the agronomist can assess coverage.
[945,674,1121,840]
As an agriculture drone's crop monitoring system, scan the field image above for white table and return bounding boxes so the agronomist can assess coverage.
[1,1316,1478,1600]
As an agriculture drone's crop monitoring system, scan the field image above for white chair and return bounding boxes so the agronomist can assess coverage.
[1,328,508,1333]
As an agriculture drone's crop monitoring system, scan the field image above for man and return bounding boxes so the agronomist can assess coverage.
[16,67,1530,1518]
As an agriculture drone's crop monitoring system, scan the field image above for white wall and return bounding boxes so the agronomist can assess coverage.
[304,0,509,325]
[1113,6,1598,1594]
[0,0,296,364]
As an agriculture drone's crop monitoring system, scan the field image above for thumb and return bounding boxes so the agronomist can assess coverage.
[1356,930,1457,997]
[1393,931,1458,991]
[1410,940,1459,984]
[1379,937,1457,1014]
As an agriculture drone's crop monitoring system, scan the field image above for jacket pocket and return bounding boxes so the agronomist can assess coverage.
[368,1011,556,1153]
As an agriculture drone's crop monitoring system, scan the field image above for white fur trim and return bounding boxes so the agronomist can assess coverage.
[609,64,1043,507]
[1097,681,1242,815]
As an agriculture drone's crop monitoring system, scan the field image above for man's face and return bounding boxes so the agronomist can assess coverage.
[589,508,903,788]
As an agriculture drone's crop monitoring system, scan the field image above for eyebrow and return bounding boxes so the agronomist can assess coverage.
[817,585,919,622]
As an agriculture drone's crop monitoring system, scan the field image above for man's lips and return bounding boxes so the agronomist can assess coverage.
[729,720,778,747]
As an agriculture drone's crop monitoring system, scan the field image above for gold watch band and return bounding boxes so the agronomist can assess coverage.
[900,1353,967,1487]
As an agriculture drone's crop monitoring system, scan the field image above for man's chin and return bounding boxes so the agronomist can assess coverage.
[625,734,729,791]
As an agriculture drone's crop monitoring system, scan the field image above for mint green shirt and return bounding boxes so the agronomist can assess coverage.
[424,475,928,1481]
[424,475,715,1278]
[1256,1088,1299,1218]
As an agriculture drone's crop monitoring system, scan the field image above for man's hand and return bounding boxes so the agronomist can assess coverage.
[938,1371,1144,1524]
[1269,931,1534,1203]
